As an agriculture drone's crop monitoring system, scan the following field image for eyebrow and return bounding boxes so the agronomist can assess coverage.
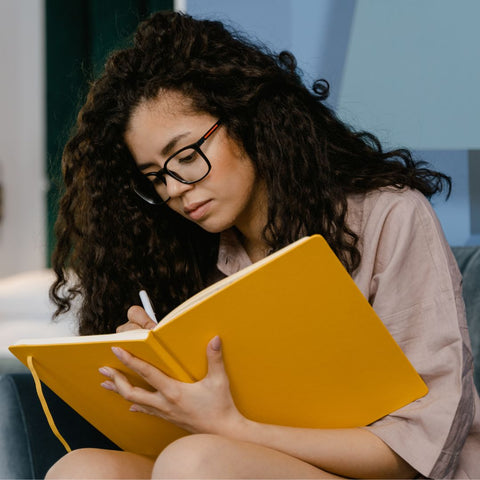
[137,131,191,171]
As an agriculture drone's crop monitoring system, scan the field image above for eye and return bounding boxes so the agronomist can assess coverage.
[145,172,166,186]
[176,149,198,164]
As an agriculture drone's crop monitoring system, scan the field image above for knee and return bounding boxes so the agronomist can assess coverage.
[152,434,229,478]
[45,448,100,479]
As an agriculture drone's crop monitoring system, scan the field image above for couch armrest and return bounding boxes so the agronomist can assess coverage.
[452,246,480,393]
[0,375,36,479]
[0,373,119,479]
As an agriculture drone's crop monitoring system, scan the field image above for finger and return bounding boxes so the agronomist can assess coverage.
[129,403,162,416]
[128,305,158,329]
[100,380,117,392]
[114,306,157,334]
[116,322,146,333]
[111,347,174,393]
[206,336,227,379]
[100,364,163,407]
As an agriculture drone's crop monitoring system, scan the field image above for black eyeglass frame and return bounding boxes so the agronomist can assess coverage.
[134,120,222,205]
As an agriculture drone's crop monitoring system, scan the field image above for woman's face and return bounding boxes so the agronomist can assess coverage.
[125,91,266,235]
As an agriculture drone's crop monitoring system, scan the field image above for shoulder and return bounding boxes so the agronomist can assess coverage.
[347,187,439,234]
[347,187,448,260]
[348,187,462,304]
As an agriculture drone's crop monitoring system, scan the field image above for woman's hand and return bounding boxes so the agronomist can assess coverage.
[116,305,157,332]
[99,336,246,436]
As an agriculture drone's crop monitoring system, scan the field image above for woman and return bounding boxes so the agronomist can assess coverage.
[46,11,480,479]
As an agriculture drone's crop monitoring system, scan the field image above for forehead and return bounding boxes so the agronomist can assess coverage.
[124,90,214,161]
[127,91,227,151]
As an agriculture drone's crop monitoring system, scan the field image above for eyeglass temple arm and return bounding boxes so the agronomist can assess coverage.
[196,120,221,147]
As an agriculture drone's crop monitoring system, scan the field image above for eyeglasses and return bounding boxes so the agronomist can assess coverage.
[133,120,222,205]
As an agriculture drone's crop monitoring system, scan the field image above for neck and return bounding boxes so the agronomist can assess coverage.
[235,212,270,264]
[234,230,269,263]
[234,180,270,262]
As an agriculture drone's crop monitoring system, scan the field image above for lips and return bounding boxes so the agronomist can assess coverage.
[183,200,212,220]
[184,200,209,214]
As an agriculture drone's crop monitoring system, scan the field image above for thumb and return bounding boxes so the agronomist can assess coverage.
[206,336,226,377]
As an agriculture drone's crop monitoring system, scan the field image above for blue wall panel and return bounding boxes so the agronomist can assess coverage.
[186,0,476,246]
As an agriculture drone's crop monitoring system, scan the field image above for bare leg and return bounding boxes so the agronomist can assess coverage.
[45,448,154,479]
[152,434,344,479]
[46,435,345,479]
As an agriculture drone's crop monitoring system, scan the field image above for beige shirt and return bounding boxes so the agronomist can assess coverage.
[215,188,480,479]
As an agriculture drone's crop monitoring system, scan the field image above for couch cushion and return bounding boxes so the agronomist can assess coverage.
[0,374,119,479]
[452,246,480,393]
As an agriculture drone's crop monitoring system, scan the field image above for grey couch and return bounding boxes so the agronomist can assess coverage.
[1,246,479,479]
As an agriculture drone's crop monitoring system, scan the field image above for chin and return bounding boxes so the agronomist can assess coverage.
[194,217,236,234]
[196,223,229,234]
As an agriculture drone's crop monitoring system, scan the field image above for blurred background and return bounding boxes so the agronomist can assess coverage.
[0,0,479,359]
[1,0,479,280]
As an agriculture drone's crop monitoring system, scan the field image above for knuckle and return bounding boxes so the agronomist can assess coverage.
[122,386,138,403]
[127,305,143,317]
[208,375,229,390]
[135,361,155,379]
[127,306,153,329]
[163,386,181,404]
[127,306,144,321]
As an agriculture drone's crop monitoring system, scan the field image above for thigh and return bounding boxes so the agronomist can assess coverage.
[153,434,343,479]
[45,448,154,479]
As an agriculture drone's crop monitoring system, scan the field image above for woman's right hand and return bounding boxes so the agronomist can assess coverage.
[116,305,157,332]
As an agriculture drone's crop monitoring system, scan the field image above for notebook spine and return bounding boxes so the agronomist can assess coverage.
[149,334,196,382]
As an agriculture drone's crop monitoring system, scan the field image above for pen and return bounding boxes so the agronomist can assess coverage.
[139,290,158,324]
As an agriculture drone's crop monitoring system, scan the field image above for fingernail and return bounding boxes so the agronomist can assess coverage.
[211,335,221,351]
[101,381,115,391]
[99,367,112,377]
[111,346,123,358]
[129,405,141,412]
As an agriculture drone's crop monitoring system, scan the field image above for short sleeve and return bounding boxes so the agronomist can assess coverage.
[350,189,477,478]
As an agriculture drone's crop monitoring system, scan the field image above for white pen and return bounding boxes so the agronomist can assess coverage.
[139,290,158,324]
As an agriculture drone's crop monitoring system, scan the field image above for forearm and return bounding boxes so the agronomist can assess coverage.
[221,419,417,479]
[107,345,417,478]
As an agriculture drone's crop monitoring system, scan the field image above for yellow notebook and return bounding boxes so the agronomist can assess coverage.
[9,235,428,457]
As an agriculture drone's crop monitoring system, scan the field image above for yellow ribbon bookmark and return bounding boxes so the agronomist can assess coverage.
[27,355,72,453]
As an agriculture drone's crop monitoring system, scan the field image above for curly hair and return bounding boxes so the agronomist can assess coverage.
[50,11,451,335]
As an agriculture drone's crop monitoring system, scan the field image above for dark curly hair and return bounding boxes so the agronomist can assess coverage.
[50,11,451,335]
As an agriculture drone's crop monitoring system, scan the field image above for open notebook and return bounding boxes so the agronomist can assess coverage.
[9,235,428,457]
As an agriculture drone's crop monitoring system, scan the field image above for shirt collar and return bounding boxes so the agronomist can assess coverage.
[216,229,252,276]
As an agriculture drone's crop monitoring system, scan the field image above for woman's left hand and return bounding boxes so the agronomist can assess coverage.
[99,336,246,436]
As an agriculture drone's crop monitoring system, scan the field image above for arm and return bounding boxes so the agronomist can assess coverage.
[100,338,417,479]
[229,419,417,479]
[353,190,473,478]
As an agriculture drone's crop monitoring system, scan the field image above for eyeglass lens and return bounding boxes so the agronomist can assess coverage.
[134,147,210,204]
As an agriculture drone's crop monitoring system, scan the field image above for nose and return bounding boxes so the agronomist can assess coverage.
[164,176,194,199]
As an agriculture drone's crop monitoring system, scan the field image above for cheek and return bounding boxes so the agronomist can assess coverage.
[229,169,256,203]
[213,158,256,197]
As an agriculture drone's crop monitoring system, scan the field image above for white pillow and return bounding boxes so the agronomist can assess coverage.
[0,269,78,357]
[0,269,57,319]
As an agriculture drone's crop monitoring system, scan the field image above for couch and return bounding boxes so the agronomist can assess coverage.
[0,246,479,479]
